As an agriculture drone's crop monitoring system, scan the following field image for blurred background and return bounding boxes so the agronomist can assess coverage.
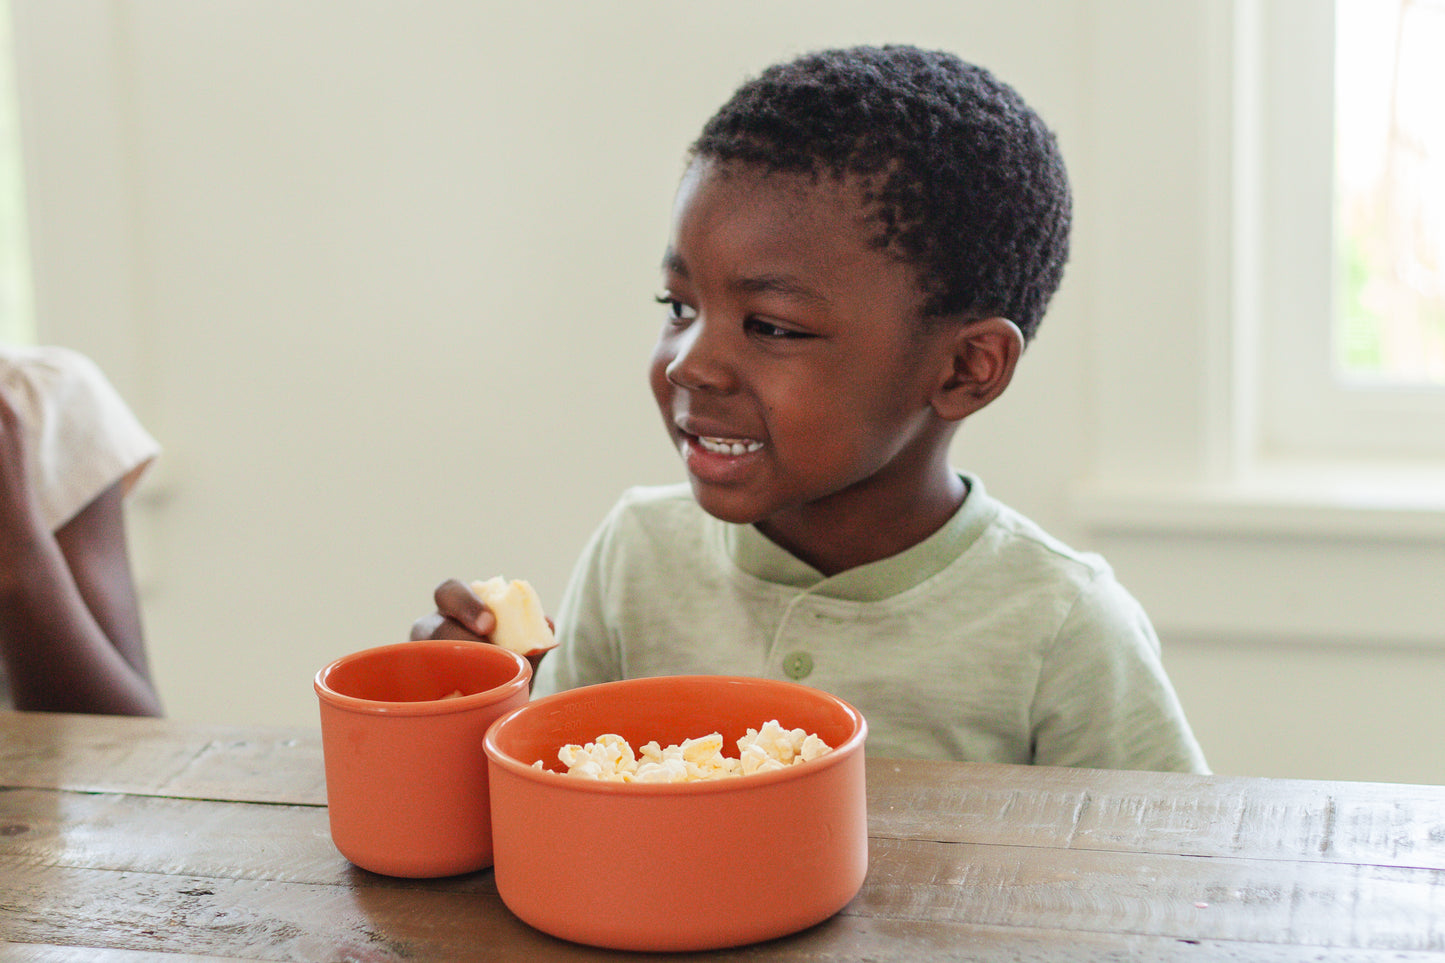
[5,0,1443,783]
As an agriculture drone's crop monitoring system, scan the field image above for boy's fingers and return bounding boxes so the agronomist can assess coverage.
[432,578,497,637]
[409,612,447,640]
[411,613,490,642]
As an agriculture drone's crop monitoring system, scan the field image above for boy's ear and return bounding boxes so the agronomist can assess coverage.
[929,316,1025,421]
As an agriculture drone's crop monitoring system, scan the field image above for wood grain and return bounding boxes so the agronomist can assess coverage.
[0,712,324,804]
[5,786,1444,956]
[865,758,1445,868]
[5,711,1445,961]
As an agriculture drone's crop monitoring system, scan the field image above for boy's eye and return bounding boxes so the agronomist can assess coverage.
[744,317,812,340]
[654,295,697,322]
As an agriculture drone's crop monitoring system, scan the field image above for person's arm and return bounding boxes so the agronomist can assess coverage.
[0,388,162,716]
[1030,572,1206,774]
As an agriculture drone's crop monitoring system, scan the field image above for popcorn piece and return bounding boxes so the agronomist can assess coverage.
[571,760,604,780]
[470,576,558,657]
[543,722,832,782]
[555,733,637,781]
[800,733,832,762]
[739,743,786,775]
[681,732,724,765]
[633,757,690,783]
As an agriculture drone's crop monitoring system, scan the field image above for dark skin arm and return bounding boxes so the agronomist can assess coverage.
[0,384,162,716]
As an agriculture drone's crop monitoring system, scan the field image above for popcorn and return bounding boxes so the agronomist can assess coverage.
[543,720,831,782]
[470,576,558,657]
[556,733,636,781]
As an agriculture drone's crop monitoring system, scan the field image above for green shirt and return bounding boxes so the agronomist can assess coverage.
[535,476,1208,773]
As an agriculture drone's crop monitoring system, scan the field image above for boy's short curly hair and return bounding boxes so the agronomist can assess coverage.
[690,44,1071,340]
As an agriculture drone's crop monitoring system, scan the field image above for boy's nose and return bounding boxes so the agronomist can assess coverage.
[665,322,736,393]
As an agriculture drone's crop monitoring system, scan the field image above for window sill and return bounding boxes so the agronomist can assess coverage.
[1067,459,1445,651]
[1070,459,1445,544]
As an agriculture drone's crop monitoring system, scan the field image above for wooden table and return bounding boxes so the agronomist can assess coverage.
[3,711,1444,961]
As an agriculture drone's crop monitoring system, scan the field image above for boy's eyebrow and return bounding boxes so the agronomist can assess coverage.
[660,249,830,306]
[733,274,829,306]
[661,248,689,278]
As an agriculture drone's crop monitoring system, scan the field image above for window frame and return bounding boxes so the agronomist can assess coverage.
[1074,0,1445,542]
[1252,0,1445,461]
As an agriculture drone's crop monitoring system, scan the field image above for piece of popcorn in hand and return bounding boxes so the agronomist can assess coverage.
[469,576,558,657]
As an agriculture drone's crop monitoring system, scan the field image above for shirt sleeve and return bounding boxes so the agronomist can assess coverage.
[5,347,160,530]
[1029,570,1210,773]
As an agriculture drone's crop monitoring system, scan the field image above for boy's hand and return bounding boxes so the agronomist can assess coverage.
[410,578,497,642]
[409,578,554,678]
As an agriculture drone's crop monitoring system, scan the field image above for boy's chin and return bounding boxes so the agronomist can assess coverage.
[687,481,770,526]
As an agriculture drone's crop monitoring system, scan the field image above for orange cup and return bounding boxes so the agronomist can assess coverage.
[314,639,530,877]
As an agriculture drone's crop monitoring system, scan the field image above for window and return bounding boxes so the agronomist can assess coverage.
[1076,0,1445,533]
[1334,0,1445,387]
[1071,0,1443,685]
[0,0,33,345]
[1254,0,1445,461]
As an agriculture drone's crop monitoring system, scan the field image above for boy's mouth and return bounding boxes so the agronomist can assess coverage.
[675,427,766,484]
[696,435,764,456]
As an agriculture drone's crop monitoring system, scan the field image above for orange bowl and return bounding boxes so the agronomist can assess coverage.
[484,675,868,951]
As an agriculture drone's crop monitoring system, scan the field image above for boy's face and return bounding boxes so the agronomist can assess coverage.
[650,159,956,554]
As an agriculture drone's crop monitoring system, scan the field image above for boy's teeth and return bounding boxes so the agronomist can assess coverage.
[698,436,763,455]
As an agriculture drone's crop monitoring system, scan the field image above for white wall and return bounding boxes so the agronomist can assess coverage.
[10,1,1445,785]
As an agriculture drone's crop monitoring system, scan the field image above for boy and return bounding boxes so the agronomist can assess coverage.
[418,45,1207,772]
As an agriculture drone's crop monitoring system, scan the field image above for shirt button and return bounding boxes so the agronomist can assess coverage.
[783,651,814,680]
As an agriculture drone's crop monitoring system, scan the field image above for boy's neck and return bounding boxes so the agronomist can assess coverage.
[752,469,968,577]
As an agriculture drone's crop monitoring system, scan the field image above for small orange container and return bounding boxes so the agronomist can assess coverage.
[484,675,868,951]
[314,639,530,878]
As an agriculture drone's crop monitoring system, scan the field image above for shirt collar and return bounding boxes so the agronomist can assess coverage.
[718,473,996,602]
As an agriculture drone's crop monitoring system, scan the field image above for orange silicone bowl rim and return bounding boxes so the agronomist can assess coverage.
[483,674,868,795]
[313,639,531,717]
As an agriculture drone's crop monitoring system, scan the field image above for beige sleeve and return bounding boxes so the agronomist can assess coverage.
[2,346,160,530]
